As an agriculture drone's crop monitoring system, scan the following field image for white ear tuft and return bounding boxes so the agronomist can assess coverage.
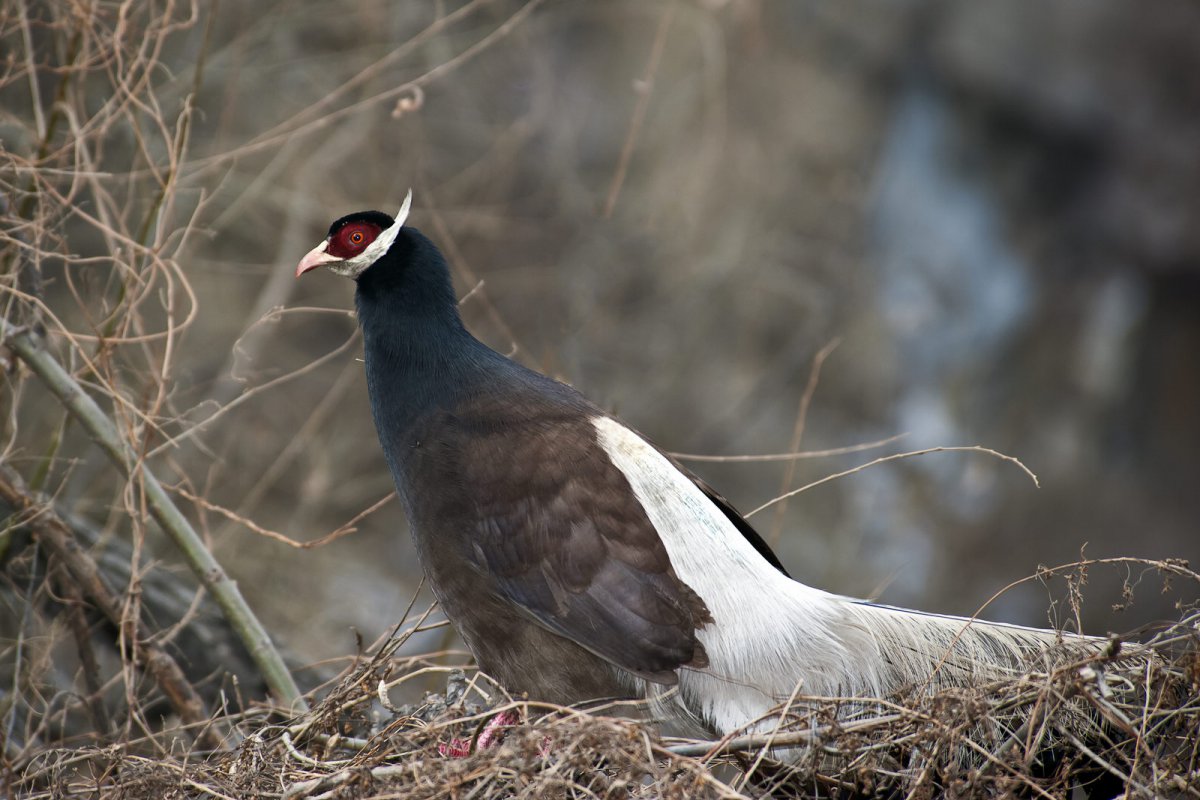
[395,189,413,228]
[334,191,413,278]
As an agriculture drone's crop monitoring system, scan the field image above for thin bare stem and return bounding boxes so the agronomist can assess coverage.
[768,339,839,546]
[669,433,908,462]
[603,0,678,218]
[746,445,1040,518]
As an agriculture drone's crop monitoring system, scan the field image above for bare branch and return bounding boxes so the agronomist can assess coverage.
[1,320,306,713]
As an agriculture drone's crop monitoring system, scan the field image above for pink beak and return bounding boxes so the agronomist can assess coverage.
[295,241,340,277]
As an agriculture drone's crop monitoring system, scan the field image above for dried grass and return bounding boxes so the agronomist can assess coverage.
[9,573,1199,800]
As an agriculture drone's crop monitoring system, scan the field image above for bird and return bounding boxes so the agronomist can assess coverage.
[295,193,1115,745]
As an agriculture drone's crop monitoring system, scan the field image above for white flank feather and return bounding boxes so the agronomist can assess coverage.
[592,416,1101,737]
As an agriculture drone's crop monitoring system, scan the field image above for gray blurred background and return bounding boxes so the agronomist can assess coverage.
[5,0,1199,684]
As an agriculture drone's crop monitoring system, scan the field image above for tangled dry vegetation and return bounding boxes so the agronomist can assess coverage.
[3,3,1200,799]
[7,572,1200,800]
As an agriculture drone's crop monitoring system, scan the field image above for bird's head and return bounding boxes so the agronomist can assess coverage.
[295,190,413,280]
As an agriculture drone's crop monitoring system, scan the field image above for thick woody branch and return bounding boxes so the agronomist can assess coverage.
[1,320,307,714]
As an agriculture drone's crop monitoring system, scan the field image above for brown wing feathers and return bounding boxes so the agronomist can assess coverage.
[461,413,712,683]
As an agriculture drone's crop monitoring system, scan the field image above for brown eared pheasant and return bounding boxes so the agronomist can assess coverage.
[295,193,1115,745]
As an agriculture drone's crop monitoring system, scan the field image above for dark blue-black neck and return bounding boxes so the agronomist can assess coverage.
[354,228,494,442]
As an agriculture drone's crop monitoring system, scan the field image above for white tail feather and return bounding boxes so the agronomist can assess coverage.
[593,416,1103,737]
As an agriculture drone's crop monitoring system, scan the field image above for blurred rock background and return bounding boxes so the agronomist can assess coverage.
[3,0,1197,701]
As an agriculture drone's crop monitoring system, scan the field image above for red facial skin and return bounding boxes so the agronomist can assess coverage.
[327,221,382,259]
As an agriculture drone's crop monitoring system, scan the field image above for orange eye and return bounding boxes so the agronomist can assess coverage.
[349,231,365,245]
